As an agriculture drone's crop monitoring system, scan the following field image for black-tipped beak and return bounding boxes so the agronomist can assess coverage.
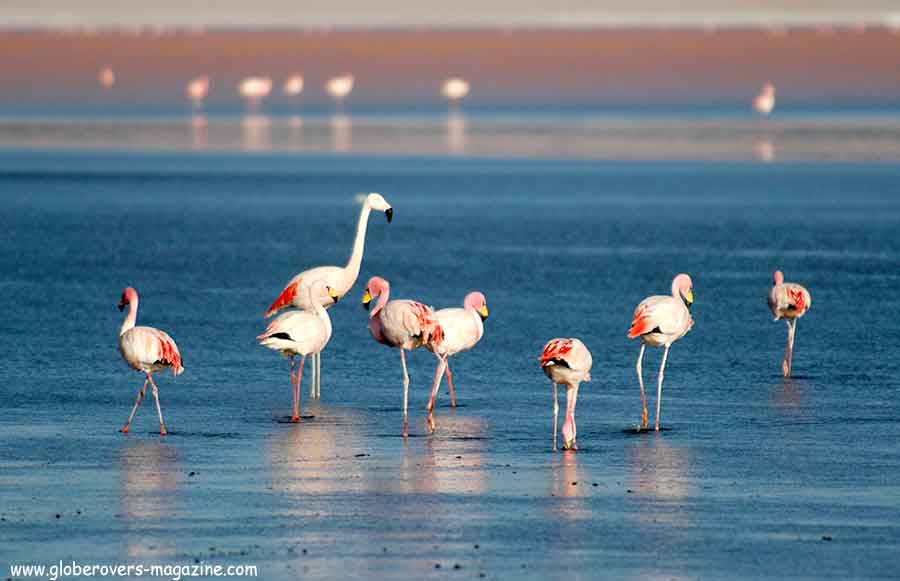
[118,301,125,312]
[362,290,372,311]
[385,207,393,223]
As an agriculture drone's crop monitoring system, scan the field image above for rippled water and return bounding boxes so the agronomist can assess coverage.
[2,140,900,578]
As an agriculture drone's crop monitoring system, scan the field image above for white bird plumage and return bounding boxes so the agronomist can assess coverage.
[539,338,592,451]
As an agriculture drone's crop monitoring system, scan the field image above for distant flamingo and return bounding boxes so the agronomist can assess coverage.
[539,338,592,451]
[265,193,393,399]
[258,280,339,422]
[768,270,812,377]
[117,287,184,436]
[753,82,776,116]
[326,74,355,108]
[425,292,488,429]
[628,274,694,431]
[441,78,470,110]
[362,276,444,438]
[186,76,210,108]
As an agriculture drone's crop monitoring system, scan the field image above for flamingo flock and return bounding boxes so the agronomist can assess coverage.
[115,196,812,450]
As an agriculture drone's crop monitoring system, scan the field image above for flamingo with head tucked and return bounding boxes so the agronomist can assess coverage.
[540,338,592,451]
[362,276,444,438]
[265,193,393,399]
[768,270,811,377]
[628,274,694,431]
[258,280,339,422]
[425,292,488,429]
[117,287,184,436]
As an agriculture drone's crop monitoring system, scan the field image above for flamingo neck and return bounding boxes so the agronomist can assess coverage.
[370,284,390,319]
[344,202,372,285]
[561,384,578,445]
[308,285,332,335]
[120,299,138,336]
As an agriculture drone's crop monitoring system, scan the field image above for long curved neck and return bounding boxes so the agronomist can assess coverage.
[120,298,138,336]
[309,286,332,333]
[344,202,372,283]
[370,284,390,319]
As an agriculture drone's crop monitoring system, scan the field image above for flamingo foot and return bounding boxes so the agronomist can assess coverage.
[291,415,301,423]
[641,408,648,430]
[119,425,130,434]
[159,426,168,436]
[563,439,577,451]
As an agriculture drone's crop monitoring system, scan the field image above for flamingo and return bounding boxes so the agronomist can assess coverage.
[768,270,811,377]
[539,338,592,451]
[753,82,776,116]
[265,192,393,399]
[627,274,694,431]
[425,292,488,429]
[117,287,184,436]
[362,276,444,438]
[258,280,339,422]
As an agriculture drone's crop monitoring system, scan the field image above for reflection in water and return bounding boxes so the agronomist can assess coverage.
[445,113,468,156]
[755,138,776,162]
[330,114,351,153]
[190,114,207,150]
[118,441,180,558]
[547,451,591,521]
[241,114,271,152]
[288,116,303,150]
[770,378,804,416]
[626,436,692,526]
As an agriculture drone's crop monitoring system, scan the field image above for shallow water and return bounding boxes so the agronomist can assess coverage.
[2,146,900,579]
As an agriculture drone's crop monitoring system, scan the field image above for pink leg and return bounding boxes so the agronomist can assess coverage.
[293,355,306,422]
[147,374,167,436]
[783,319,797,377]
[400,349,409,438]
[120,378,149,433]
[289,356,297,420]
[445,362,457,408]
[426,356,447,433]
[552,382,559,452]
[636,343,648,429]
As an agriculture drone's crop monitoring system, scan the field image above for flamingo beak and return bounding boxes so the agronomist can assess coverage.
[362,290,372,310]
[385,207,393,223]
[479,305,489,320]
[685,289,694,305]
[328,287,340,304]
[118,300,126,312]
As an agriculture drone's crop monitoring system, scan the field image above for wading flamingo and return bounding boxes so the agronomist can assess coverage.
[425,292,488,430]
[768,270,811,377]
[117,287,184,436]
[258,281,339,422]
[753,82,776,116]
[265,193,393,399]
[628,274,694,431]
[362,276,444,438]
[539,338,592,451]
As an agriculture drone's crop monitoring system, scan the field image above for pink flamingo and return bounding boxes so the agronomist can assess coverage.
[117,287,184,436]
[539,338,592,451]
[258,280,339,422]
[265,193,393,399]
[753,82,776,116]
[628,274,694,431]
[768,270,811,377]
[362,276,444,438]
[425,292,488,429]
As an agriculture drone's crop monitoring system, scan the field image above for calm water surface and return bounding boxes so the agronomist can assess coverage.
[2,149,900,579]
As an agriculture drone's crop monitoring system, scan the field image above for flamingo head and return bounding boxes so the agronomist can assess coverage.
[464,291,488,321]
[773,270,784,285]
[672,273,693,306]
[362,276,389,311]
[366,193,393,223]
[118,287,138,311]
[309,279,340,305]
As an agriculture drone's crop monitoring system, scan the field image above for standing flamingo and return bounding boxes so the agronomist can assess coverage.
[768,270,811,377]
[627,274,694,431]
[425,292,488,429]
[258,280,339,422]
[753,82,776,116]
[117,287,184,436]
[362,276,444,438]
[539,338,592,451]
[265,193,393,399]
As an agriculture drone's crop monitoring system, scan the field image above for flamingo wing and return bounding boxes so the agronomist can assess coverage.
[628,296,681,338]
[265,266,345,317]
[540,338,591,374]
[432,307,482,356]
[124,326,184,376]
[258,310,328,354]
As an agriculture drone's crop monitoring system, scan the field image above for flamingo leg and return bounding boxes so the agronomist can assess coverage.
[315,351,322,399]
[564,384,579,450]
[309,352,317,399]
[120,378,149,433]
[636,343,648,429]
[783,319,797,378]
[289,356,297,420]
[147,374,167,436]
[655,345,670,431]
[293,355,306,422]
[427,356,447,433]
[552,382,559,452]
[400,349,410,438]
[445,361,457,408]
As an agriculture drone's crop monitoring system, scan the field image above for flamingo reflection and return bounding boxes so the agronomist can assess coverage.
[118,441,181,558]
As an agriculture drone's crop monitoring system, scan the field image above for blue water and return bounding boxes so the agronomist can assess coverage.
[2,149,900,579]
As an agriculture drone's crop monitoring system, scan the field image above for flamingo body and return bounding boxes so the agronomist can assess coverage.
[540,338,592,451]
[117,287,183,436]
